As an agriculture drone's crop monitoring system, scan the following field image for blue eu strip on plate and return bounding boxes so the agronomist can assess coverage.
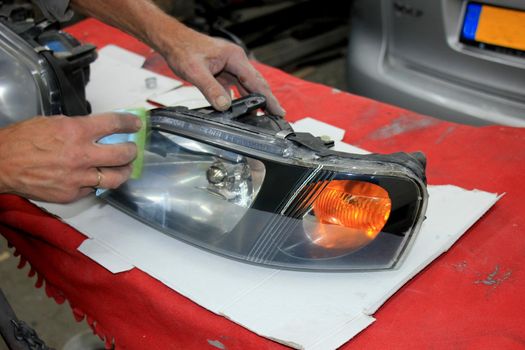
[462,3,482,40]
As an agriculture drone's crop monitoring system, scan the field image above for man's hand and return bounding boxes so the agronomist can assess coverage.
[71,0,285,116]
[159,27,285,116]
[0,114,141,203]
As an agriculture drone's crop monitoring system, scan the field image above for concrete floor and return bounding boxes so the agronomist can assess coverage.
[0,236,93,350]
[0,55,346,350]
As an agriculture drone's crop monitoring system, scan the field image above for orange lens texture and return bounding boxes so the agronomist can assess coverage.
[307,180,391,250]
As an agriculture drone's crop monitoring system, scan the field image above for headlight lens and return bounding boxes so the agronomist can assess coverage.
[305,180,391,250]
[102,94,428,271]
[0,22,61,125]
[115,131,265,236]
[0,20,96,125]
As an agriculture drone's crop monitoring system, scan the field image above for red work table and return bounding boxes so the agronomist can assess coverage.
[1,19,525,349]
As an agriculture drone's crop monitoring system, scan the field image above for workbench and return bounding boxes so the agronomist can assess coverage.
[1,19,524,349]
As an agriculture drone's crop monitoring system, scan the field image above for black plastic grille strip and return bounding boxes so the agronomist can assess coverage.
[247,168,334,263]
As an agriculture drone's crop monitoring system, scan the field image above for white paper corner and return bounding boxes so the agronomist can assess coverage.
[78,238,134,274]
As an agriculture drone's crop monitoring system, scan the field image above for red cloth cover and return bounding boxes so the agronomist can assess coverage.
[1,19,525,349]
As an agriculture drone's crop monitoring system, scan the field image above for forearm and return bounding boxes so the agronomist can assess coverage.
[70,0,188,56]
[70,0,284,115]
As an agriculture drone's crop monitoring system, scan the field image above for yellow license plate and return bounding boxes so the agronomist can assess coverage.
[463,3,525,52]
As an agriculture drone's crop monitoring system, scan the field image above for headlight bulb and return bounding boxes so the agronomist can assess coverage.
[206,160,253,206]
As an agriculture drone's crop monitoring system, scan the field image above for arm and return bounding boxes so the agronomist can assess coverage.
[70,0,285,116]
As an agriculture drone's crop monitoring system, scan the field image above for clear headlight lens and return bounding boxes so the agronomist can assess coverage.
[117,132,265,235]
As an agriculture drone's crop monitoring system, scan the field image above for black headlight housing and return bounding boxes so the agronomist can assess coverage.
[101,94,428,271]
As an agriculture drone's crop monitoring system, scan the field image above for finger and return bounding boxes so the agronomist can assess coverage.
[78,187,96,198]
[89,142,138,168]
[217,72,249,96]
[261,89,285,116]
[187,63,231,111]
[93,165,133,189]
[235,82,250,97]
[216,74,235,92]
[82,167,104,188]
[226,61,286,116]
[87,113,142,141]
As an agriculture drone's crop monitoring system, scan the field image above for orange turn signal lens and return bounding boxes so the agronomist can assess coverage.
[306,180,391,250]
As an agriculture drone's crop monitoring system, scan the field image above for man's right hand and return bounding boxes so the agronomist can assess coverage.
[0,113,141,203]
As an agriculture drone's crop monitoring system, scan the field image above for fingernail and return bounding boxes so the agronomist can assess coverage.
[278,107,286,117]
[215,95,230,110]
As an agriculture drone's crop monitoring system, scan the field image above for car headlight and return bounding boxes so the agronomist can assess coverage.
[0,19,96,127]
[101,94,428,271]
[0,21,58,126]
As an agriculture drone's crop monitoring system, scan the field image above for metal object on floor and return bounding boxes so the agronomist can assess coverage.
[0,289,54,350]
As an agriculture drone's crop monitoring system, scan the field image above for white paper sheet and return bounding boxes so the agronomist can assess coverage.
[86,54,182,113]
[290,118,345,142]
[148,86,210,108]
[35,185,499,350]
[98,45,146,68]
[77,238,134,274]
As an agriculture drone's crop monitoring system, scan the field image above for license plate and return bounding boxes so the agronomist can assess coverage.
[462,2,525,53]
